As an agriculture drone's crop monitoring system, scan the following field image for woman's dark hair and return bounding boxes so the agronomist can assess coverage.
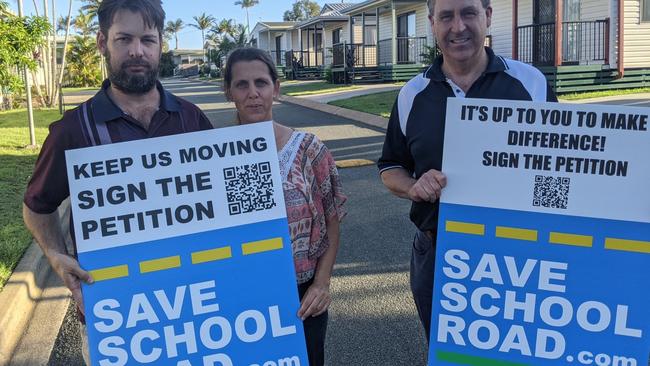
[224,47,279,91]
[98,0,165,40]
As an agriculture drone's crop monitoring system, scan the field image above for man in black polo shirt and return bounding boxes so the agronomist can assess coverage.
[22,0,212,346]
[378,0,558,341]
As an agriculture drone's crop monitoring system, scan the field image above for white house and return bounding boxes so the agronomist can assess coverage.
[489,0,650,92]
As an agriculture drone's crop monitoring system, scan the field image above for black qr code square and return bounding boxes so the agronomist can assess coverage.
[224,161,276,215]
[533,175,570,209]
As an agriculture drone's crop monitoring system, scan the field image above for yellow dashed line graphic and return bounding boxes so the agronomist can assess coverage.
[89,265,129,282]
[495,226,538,242]
[446,221,485,236]
[140,256,181,274]
[242,237,284,255]
[549,232,593,248]
[192,246,233,264]
[605,238,650,254]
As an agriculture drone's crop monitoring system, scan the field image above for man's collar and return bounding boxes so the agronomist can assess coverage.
[425,47,506,81]
[90,79,181,123]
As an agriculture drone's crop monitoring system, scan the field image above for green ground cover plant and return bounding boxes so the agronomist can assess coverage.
[0,108,60,289]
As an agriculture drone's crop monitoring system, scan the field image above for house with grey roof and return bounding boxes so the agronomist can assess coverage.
[491,0,650,92]
[249,21,298,73]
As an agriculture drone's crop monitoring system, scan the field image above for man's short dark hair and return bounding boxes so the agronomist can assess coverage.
[428,0,490,15]
[98,0,165,39]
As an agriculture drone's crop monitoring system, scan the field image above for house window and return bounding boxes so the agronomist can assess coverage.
[333,28,341,45]
[643,0,650,22]
[397,12,416,38]
[364,25,377,45]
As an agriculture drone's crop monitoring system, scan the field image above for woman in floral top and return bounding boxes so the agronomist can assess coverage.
[223,47,346,366]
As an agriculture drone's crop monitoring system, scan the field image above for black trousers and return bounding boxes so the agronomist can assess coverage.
[410,229,436,343]
[298,278,329,366]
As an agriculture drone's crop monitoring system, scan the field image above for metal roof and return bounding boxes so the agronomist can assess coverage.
[320,3,356,16]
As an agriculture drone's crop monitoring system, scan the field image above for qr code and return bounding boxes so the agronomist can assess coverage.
[533,175,570,209]
[224,161,276,215]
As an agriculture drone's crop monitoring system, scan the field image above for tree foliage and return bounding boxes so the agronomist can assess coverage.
[159,51,176,77]
[164,18,184,50]
[80,0,102,23]
[73,9,99,36]
[233,0,259,33]
[0,15,51,93]
[191,13,216,60]
[65,35,101,87]
[283,0,320,21]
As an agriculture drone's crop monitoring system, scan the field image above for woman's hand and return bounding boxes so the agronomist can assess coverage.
[297,281,331,320]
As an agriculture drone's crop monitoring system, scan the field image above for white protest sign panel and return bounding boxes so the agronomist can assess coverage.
[65,122,308,366]
[429,99,650,365]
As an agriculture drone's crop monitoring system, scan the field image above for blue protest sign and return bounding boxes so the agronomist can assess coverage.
[429,99,650,365]
[65,122,308,366]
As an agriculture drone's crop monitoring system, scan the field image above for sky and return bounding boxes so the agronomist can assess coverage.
[8,0,339,49]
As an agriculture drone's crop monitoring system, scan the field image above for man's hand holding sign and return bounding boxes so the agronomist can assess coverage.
[428,98,650,365]
[65,122,309,366]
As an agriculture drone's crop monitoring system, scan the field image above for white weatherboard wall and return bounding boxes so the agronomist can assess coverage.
[624,0,650,67]
[258,31,269,51]
[491,0,514,58]
[490,0,618,66]
[378,3,431,44]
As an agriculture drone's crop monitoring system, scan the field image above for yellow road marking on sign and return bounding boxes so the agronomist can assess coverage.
[605,238,650,254]
[549,232,593,247]
[495,226,538,242]
[242,237,283,255]
[446,221,485,236]
[192,246,233,264]
[140,256,181,273]
[89,265,129,282]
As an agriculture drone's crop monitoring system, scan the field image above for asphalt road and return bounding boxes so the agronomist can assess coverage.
[48,79,428,365]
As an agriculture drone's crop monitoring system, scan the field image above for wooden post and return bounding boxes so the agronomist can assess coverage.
[391,1,397,65]
[376,7,380,65]
[555,0,563,66]
[512,0,519,60]
[362,12,366,66]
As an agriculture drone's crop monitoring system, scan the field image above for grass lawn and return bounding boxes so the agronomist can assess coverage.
[328,90,399,118]
[559,87,650,100]
[0,109,60,289]
[281,81,360,97]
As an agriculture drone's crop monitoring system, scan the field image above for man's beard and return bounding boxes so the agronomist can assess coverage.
[106,51,159,94]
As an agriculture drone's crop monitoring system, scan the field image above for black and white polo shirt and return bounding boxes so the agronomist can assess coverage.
[378,47,558,232]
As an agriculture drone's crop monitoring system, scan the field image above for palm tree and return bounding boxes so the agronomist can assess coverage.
[231,24,248,46]
[67,35,102,86]
[233,0,259,34]
[73,9,99,36]
[0,0,9,16]
[205,32,222,65]
[164,18,184,49]
[213,19,236,39]
[80,0,102,23]
[190,13,216,62]
[57,16,71,35]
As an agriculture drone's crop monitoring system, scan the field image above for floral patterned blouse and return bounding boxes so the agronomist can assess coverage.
[279,131,347,284]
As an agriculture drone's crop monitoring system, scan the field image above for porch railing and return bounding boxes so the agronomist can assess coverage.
[268,50,286,67]
[284,50,325,69]
[517,19,609,66]
[377,37,428,65]
[332,43,378,68]
[333,43,345,68]
[348,44,377,67]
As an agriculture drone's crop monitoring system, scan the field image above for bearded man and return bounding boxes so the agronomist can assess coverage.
[22,1,212,363]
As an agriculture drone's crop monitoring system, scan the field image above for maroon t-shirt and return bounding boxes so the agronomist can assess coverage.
[24,80,214,214]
